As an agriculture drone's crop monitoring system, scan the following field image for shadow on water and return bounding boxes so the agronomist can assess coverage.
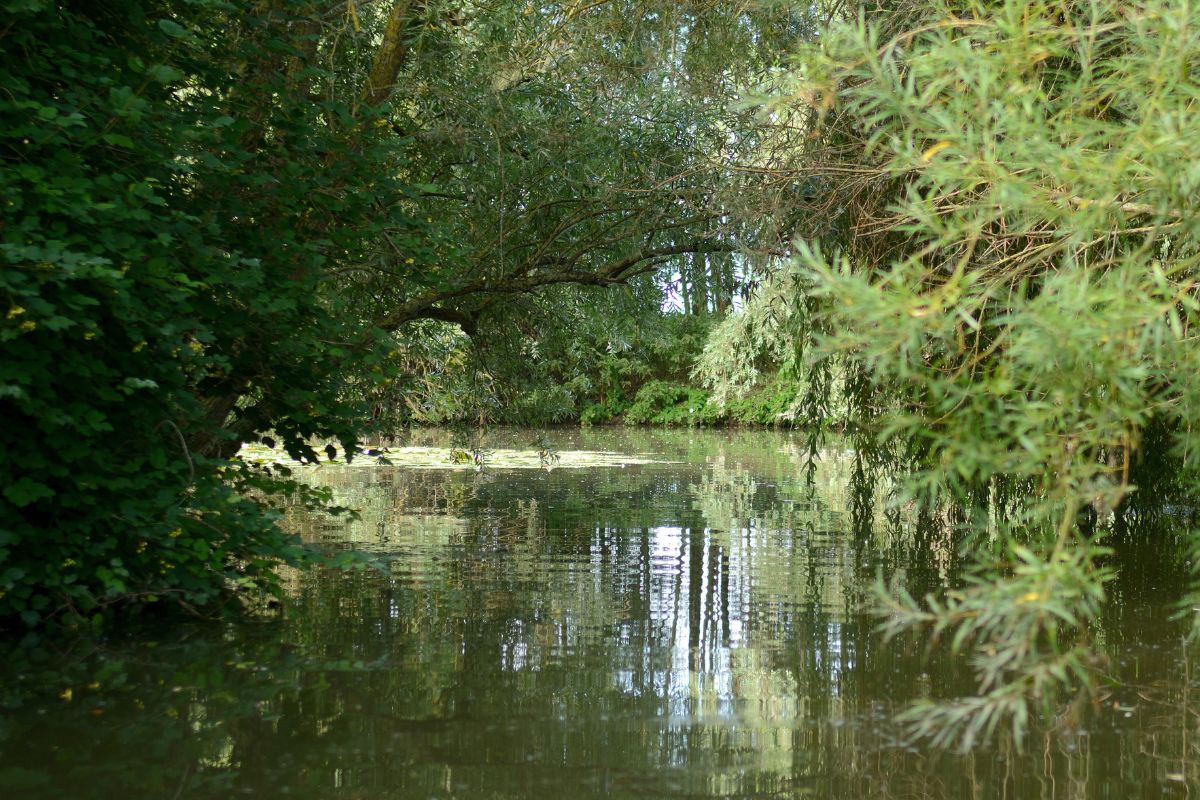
[2,428,1198,798]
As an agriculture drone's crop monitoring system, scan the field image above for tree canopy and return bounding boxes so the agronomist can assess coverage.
[0,0,808,626]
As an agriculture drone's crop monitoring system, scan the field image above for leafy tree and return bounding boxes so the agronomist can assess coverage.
[0,0,816,625]
[762,0,1200,745]
[0,0,421,626]
[294,0,818,426]
[350,0,816,420]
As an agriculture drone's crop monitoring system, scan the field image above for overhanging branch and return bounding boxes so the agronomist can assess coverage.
[375,239,748,334]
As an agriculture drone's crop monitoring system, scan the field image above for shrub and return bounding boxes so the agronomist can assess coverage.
[623,381,712,426]
[0,0,411,627]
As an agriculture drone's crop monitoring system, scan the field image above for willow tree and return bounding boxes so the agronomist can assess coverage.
[751,0,1200,746]
[325,0,819,421]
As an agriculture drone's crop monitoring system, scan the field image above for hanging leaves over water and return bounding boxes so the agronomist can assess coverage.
[773,0,1200,746]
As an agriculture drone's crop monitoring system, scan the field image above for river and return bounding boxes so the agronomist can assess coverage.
[0,428,1195,798]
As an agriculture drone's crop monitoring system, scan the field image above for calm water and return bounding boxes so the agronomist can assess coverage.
[1,428,1197,798]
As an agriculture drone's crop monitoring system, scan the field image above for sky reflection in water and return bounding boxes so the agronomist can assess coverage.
[1,428,1197,798]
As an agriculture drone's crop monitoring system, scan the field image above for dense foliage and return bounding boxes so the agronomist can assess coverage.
[8,0,1196,754]
[356,0,810,425]
[0,0,417,627]
[0,0,802,627]
[770,0,1200,745]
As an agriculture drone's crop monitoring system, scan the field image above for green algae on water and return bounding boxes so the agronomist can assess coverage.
[238,443,672,470]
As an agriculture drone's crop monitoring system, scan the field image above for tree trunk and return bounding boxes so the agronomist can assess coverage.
[363,0,417,107]
[690,253,708,315]
[710,255,727,315]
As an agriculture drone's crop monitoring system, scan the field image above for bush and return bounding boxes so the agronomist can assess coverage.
[580,395,629,426]
[720,372,803,426]
[0,0,413,628]
[623,381,712,426]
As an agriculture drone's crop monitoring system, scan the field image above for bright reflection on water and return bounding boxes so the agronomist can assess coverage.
[1,427,1199,798]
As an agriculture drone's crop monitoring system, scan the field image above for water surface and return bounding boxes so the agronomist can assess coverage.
[1,428,1196,798]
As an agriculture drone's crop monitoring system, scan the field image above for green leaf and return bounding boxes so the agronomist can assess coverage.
[101,133,136,148]
[157,19,186,38]
[146,64,184,84]
[120,377,160,392]
[4,478,54,507]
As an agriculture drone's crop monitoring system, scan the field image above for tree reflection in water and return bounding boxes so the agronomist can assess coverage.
[0,429,1196,798]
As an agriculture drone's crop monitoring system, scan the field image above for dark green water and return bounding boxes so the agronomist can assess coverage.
[2,428,1197,798]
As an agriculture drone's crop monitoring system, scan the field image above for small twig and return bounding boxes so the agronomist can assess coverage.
[157,419,196,485]
[172,761,193,800]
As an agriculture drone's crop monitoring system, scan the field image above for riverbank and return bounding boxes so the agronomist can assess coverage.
[580,374,808,428]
